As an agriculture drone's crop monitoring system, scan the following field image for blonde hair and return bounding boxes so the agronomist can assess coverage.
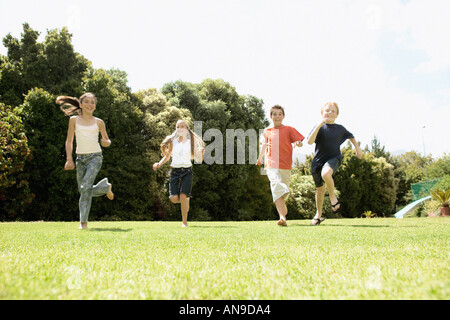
[321,102,339,115]
[160,120,205,159]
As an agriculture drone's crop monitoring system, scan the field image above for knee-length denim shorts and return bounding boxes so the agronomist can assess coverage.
[169,167,193,198]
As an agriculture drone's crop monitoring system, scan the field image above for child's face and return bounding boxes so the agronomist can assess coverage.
[80,96,96,115]
[321,104,338,124]
[270,109,285,126]
[176,121,189,135]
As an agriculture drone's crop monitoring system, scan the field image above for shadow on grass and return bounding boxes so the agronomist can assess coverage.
[290,223,390,228]
[189,226,238,229]
[89,228,132,232]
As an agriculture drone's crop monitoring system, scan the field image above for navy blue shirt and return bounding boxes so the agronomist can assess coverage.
[309,123,354,173]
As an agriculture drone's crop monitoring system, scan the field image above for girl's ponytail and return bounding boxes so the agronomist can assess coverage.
[160,132,176,157]
[56,96,81,116]
[56,93,97,116]
[189,128,205,159]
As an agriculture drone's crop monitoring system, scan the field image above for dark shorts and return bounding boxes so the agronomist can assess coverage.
[169,167,193,198]
[311,157,341,188]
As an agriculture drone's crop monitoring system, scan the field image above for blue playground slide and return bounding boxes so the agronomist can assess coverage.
[394,196,432,218]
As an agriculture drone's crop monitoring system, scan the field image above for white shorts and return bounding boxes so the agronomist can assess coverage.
[266,168,291,202]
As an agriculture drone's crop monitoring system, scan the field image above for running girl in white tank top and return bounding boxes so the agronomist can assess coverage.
[57,93,114,229]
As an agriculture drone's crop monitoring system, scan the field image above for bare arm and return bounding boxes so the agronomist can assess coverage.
[97,118,111,147]
[307,119,327,145]
[153,142,172,171]
[256,131,268,165]
[194,146,205,164]
[153,152,172,171]
[349,137,363,159]
[256,142,267,165]
[64,117,76,170]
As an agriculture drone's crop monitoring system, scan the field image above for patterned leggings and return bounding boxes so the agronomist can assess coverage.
[76,152,110,222]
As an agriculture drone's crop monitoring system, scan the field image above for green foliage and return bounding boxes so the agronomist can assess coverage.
[430,189,450,207]
[333,143,397,217]
[431,174,450,191]
[19,88,75,221]
[391,151,430,206]
[0,103,33,219]
[288,173,337,219]
[366,135,392,162]
[429,153,450,179]
[362,210,375,218]
[0,23,89,106]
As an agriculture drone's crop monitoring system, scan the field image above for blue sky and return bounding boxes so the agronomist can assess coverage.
[1,0,449,157]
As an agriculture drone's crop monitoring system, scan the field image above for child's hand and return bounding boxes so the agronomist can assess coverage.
[64,159,75,170]
[256,158,263,166]
[295,140,303,148]
[153,163,160,171]
[101,138,111,147]
[356,149,363,159]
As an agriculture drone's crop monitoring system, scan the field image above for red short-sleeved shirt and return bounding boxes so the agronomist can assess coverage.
[263,125,304,169]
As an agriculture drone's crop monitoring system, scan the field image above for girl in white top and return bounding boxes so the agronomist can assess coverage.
[57,93,114,229]
[153,120,204,227]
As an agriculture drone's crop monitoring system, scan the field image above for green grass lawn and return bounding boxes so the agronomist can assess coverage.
[0,218,448,300]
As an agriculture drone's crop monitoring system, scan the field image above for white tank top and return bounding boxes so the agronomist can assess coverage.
[75,117,102,154]
[171,138,192,168]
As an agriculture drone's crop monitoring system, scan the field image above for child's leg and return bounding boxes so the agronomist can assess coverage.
[267,169,290,225]
[76,155,103,225]
[178,168,192,227]
[180,193,190,226]
[311,169,326,222]
[314,185,326,219]
[76,161,88,229]
[321,166,340,210]
[275,196,288,221]
[170,195,180,203]
[92,177,112,198]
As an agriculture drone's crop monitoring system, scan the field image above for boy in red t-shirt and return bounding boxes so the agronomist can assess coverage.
[257,105,304,226]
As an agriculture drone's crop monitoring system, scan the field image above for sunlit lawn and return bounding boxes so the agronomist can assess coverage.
[1,218,448,299]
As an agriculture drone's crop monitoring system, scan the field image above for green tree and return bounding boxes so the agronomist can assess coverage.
[0,103,33,220]
[365,135,392,162]
[19,88,75,220]
[0,23,89,106]
[392,151,432,206]
[333,143,397,217]
[429,153,450,179]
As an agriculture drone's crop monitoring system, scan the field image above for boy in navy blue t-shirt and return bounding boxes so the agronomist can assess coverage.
[307,102,363,225]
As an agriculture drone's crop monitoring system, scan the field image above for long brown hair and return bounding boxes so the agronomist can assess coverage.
[160,120,204,159]
[56,93,97,116]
